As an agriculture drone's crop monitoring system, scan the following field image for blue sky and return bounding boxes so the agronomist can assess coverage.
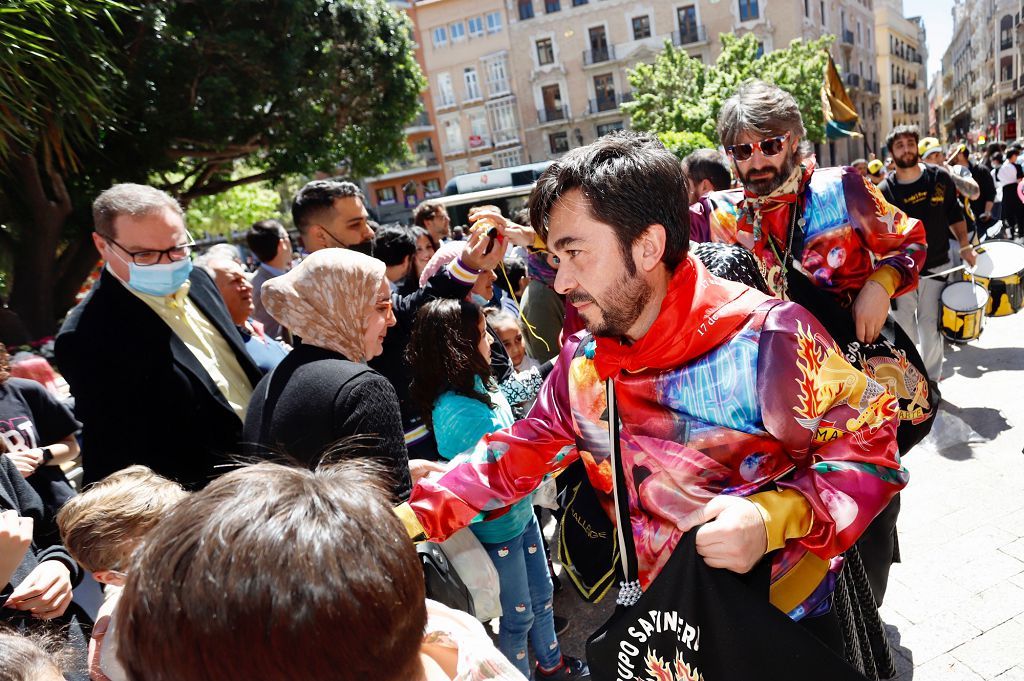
[903,0,954,77]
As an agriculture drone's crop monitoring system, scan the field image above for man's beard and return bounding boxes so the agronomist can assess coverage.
[348,240,374,256]
[894,151,919,169]
[738,149,798,195]
[567,269,652,339]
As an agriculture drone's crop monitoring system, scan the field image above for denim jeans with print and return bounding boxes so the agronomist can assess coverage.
[481,513,561,676]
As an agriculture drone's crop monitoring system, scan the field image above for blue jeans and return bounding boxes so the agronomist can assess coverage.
[481,514,561,676]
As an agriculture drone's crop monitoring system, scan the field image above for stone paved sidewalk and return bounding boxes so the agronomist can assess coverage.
[880,308,1024,680]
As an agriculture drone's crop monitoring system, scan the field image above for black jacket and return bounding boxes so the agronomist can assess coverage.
[244,344,411,501]
[969,160,997,219]
[0,456,89,679]
[55,268,262,489]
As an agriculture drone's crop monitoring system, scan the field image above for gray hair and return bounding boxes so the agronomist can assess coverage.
[193,253,241,280]
[717,80,807,149]
[93,183,183,238]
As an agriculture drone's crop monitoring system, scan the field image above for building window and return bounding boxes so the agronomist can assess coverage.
[376,187,397,206]
[443,118,464,154]
[464,67,482,100]
[494,148,522,168]
[1001,15,1013,50]
[593,73,616,111]
[468,110,490,148]
[756,41,764,58]
[540,83,565,122]
[596,121,624,137]
[677,6,698,44]
[437,73,455,107]
[632,15,651,40]
[450,21,466,42]
[545,0,561,13]
[1001,56,1013,82]
[804,0,809,16]
[536,38,554,66]
[468,16,484,37]
[572,0,588,6]
[432,26,448,47]
[518,0,534,20]
[488,99,519,144]
[486,11,503,32]
[486,57,510,96]
[738,0,759,21]
[550,131,570,154]
[424,178,442,197]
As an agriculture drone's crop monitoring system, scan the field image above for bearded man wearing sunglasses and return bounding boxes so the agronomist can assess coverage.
[690,80,927,346]
[689,81,931,612]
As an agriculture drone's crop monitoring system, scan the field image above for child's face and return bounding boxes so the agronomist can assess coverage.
[493,321,526,369]
[477,316,493,366]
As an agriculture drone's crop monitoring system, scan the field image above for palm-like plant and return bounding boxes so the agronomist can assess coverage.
[0,0,129,172]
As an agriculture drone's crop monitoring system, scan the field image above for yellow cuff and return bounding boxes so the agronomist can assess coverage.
[768,551,830,614]
[867,265,900,297]
[394,502,427,542]
[747,489,813,552]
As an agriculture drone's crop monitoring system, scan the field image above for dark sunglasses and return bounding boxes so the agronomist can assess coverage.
[727,132,791,162]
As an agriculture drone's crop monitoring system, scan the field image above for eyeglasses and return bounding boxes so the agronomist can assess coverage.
[104,234,195,266]
[727,132,791,162]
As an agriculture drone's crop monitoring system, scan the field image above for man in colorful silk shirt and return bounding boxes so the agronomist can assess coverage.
[688,82,926,606]
[397,132,907,655]
[688,81,926,346]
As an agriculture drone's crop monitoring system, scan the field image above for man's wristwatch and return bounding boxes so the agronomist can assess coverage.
[40,447,54,464]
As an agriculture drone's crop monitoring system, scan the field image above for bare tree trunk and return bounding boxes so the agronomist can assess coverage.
[6,153,73,339]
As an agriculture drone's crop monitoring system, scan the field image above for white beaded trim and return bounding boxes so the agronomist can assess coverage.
[616,579,643,607]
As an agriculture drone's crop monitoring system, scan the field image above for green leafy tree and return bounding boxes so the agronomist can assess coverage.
[625,33,833,145]
[657,131,717,161]
[1,0,425,337]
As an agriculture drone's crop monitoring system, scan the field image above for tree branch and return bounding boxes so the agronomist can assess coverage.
[179,170,275,202]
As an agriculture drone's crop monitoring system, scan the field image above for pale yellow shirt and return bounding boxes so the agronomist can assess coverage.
[121,274,253,422]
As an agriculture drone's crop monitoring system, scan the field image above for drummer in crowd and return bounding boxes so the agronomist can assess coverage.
[878,125,975,382]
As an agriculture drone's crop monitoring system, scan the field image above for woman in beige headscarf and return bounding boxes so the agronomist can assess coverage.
[241,249,413,500]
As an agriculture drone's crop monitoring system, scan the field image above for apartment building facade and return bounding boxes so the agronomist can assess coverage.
[875,0,929,147]
[939,0,1024,147]
[416,0,526,179]
[364,1,448,222]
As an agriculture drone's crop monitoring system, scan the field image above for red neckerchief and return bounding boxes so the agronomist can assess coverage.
[593,254,769,380]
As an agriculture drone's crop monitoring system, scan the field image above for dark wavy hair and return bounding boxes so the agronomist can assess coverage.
[407,299,492,430]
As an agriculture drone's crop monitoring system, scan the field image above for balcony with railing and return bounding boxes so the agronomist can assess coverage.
[583,44,616,66]
[906,80,918,90]
[841,29,855,46]
[863,78,880,94]
[537,105,568,124]
[672,25,707,46]
[404,111,433,131]
[844,72,861,89]
[587,91,633,115]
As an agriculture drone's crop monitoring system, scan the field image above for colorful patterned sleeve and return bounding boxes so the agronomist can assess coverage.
[403,336,583,542]
[841,168,927,298]
[756,301,908,560]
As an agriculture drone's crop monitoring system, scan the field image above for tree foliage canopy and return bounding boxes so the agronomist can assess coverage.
[0,0,128,171]
[624,33,833,145]
[0,0,426,336]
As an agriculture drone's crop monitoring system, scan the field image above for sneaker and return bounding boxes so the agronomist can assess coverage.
[537,656,590,680]
[553,615,569,636]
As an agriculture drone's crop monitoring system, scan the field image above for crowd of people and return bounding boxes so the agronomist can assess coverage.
[0,78,1005,681]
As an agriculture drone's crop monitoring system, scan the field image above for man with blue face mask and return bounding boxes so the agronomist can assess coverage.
[55,183,262,489]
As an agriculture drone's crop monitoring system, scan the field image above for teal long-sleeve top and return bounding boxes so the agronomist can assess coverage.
[432,377,534,544]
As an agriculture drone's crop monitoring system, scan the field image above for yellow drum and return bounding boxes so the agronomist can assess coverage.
[965,240,1024,316]
[941,281,989,343]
